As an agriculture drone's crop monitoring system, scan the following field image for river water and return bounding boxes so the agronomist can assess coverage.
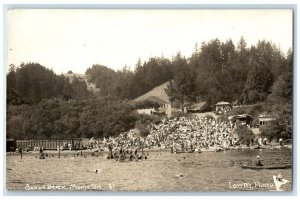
[6,148,292,192]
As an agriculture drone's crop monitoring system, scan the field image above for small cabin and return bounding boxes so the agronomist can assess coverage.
[259,114,276,127]
[135,96,171,117]
[215,101,232,114]
[136,108,156,115]
[186,102,206,113]
[229,114,253,128]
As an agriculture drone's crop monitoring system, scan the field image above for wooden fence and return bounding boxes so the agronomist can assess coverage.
[16,139,86,150]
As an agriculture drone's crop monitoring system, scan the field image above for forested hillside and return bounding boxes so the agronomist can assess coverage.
[83,38,292,108]
[7,98,137,140]
[7,63,91,105]
[6,37,293,140]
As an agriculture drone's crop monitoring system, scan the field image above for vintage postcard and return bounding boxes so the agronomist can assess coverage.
[5,8,293,193]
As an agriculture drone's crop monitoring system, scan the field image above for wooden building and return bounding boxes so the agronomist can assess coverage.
[259,114,276,127]
[135,96,171,117]
[229,114,253,128]
[215,101,232,114]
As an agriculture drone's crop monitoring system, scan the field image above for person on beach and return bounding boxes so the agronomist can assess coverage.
[19,147,23,158]
[263,138,267,145]
[273,174,288,191]
[108,143,113,158]
[256,155,264,166]
[279,138,283,146]
[39,152,45,159]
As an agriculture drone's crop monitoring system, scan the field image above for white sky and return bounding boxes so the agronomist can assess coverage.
[7,9,293,74]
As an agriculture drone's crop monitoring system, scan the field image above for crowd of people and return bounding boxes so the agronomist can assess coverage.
[145,116,237,152]
[96,115,239,156]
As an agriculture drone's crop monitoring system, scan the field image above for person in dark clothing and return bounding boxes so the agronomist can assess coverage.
[19,147,23,159]
[134,149,138,155]
[108,143,113,158]
[39,146,43,153]
[40,152,45,159]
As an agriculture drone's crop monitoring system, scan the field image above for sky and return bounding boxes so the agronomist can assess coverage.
[7,9,293,74]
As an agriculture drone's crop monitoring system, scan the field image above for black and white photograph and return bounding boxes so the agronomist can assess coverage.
[4,7,294,193]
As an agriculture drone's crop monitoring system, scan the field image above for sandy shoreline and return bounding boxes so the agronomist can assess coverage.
[6,143,291,156]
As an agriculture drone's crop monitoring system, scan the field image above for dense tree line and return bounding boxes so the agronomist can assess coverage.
[85,57,173,99]
[188,38,289,107]
[225,47,292,140]
[84,38,291,109]
[260,51,293,140]
[165,53,196,110]
[7,63,91,105]
[7,98,139,140]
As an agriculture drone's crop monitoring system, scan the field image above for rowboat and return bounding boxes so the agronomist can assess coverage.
[241,165,291,170]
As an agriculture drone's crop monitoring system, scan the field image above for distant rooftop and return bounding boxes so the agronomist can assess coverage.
[259,114,276,118]
[140,96,169,105]
[235,114,252,118]
[228,114,253,119]
[215,101,231,105]
[133,82,170,104]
